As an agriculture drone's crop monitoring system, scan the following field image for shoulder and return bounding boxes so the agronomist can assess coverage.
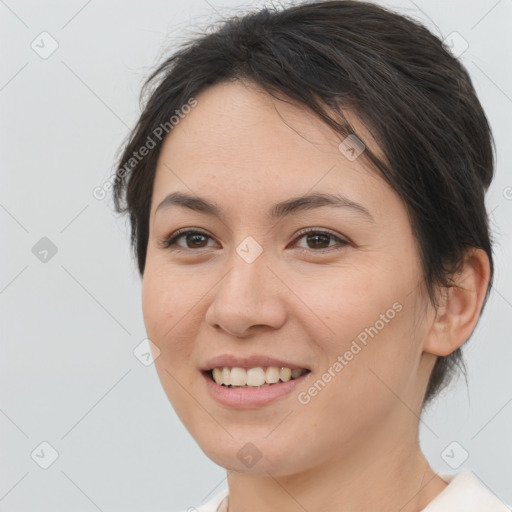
[421,472,510,511]
[172,488,229,512]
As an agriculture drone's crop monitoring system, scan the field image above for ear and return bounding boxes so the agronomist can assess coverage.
[423,248,491,357]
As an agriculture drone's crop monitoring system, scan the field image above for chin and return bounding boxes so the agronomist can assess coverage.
[193,433,312,477]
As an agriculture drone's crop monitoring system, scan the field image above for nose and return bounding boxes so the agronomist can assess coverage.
[204,252,288,338]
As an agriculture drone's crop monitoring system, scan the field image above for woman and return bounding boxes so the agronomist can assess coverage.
[113,1,509,510]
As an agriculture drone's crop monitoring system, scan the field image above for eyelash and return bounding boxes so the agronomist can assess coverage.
[158,227,348,254]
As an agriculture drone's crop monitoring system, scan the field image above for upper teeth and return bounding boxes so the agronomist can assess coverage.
[212,366,307,387]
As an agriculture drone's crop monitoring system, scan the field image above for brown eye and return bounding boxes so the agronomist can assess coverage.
[293,229,348,253]
[183,232,209,248]
[305,232,331,249]
[160,229,215,250]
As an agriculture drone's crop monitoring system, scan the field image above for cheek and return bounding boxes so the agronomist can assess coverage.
[141,264,209,438]
[141,265,186,352]
[142,254,183,325]
[141,262,209,380]
[331,299,423,413]
[141,270,168,344]
[300,272,422,401]
[290,268,395,346]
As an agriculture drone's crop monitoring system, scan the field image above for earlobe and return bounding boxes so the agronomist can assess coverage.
[423,248,491,357]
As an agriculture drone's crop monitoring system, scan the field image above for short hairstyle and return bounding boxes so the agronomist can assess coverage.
[113,0,495,407]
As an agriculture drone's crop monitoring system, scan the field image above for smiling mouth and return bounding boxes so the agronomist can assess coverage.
[205,366,311,389]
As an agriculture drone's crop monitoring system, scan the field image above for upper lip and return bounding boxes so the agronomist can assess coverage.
[201,354,311,371]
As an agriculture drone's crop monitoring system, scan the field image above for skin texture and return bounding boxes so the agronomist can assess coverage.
[141,79,490,512]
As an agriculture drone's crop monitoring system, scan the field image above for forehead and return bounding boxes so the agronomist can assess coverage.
[150,80,389,219]
[159,79,380,157]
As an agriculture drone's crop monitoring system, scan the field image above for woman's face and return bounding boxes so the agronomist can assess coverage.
[142,80,438,476]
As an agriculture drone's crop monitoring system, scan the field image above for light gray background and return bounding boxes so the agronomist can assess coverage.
[1,1,511,511]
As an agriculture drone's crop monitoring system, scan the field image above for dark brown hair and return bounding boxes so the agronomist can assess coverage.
[112,0,495,407]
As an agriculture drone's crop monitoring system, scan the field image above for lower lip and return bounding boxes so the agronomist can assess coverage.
[202,371,309,408]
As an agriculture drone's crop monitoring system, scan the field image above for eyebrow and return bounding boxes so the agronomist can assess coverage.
[155,191,374,222]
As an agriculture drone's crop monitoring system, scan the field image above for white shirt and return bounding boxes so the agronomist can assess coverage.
[177,472,510,511]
